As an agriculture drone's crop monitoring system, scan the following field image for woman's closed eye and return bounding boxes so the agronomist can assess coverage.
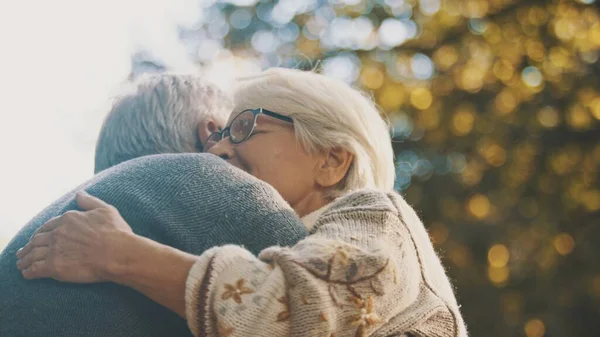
[247,130,268,139]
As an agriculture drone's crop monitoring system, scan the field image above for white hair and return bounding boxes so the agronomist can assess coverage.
[233,68,395,195]
[94,73,233,173]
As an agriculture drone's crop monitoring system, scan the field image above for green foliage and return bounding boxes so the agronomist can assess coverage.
[188,0,600,335]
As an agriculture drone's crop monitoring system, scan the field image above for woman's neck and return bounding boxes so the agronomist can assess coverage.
[291,191,329,218]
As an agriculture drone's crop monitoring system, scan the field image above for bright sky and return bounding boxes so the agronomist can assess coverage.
[0,0,245,250]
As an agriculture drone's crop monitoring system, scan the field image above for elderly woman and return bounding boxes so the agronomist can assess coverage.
[16,68,467,337]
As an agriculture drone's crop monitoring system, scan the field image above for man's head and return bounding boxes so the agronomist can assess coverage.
[94,73,232,173]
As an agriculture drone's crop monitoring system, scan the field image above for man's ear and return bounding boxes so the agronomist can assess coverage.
[196,118,220,151]
[314,147,354,189]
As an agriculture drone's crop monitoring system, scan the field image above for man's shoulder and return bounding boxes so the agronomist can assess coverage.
[93,153,263,190]
[95,153,228,179]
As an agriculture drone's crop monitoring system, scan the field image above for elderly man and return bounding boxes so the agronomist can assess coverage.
[0,73,308,337]
[94,73,232,172]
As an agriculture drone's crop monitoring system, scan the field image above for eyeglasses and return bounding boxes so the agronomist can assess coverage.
[205,108,293,151]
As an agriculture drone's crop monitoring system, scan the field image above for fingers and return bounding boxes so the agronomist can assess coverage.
[16,246,50,271]
[21,260,52,280]
[31,216,62,238]
[76,191,111,211]
[17,245,53,280]
[18,232,54,258]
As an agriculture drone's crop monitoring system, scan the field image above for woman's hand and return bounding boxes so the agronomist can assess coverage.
[16,191,133,283]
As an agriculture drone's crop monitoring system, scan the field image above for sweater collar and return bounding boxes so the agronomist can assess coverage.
[300,203,332,231]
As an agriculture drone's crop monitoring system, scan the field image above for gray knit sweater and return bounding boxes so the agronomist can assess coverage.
[0,153,308,337]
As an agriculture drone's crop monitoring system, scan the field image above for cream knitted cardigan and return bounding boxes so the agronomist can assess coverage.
[185,189,468,337]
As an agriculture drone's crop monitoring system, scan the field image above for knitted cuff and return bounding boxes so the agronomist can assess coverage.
[185,247,221,337]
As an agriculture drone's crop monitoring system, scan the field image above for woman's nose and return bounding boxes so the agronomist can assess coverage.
[207,137,234,160]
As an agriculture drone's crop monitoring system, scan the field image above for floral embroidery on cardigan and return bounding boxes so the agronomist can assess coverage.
[277,296,290,322]
[349,296,381,337]
[218,321,234,337]
[289,241,389,335]
[221,279,254,304]
[292,241,390,284]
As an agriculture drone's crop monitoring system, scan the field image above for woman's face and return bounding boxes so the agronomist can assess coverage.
[207,110,326,216]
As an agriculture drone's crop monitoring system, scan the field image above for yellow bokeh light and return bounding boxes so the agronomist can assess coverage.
[482,144,507,167]
[582,190,600,212]
[488,265,510,285]
[550,147,581,175]
[495,89,519,115]
[589,23,600,46]
[528,6,549,26]
[526,39,546,62]
[483,21,502,43]
[452,105,476,136]
[554,18,576,41]
[433,45,459,70]
[581,7,599,24]
[493,59,515,82]
[360,66,385,90]
[566,104,592,130]
[553,233,575,256]
[577,87,596,106]
[488,244,510,267]
[549,46,571,68]
[521,24,538,37]
[590,98,600,120]
[410,87,433,110]
[468,194,491,219]
[537,107,560,128]
[464,0,489,19]
[462,161,484,186]
[378,84,405,111]
[525,318,546,337]
[502,22,521,42]
[460,64,485,92]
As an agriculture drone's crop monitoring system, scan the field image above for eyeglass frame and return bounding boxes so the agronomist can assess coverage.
[205,108,294,149]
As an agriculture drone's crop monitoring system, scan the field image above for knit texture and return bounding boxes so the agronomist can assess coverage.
[0,153,308,337]
[185,189,468,337]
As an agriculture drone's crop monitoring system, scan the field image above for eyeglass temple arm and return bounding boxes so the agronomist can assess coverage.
[259,108,294,123]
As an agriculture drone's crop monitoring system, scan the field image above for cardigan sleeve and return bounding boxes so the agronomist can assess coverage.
[184,198,424,337]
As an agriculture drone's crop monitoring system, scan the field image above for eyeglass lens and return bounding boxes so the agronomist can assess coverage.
[230,110,255,143]
[205,109,256,150]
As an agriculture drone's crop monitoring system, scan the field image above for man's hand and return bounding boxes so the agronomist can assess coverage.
[16,191,133,283]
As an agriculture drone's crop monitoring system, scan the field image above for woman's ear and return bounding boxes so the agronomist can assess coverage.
[314,147,354,188]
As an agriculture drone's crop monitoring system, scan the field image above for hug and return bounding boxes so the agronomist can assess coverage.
[0,68,467,337]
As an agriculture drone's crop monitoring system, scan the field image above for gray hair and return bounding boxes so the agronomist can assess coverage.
[94,73,233,173]
[234,68,395,196]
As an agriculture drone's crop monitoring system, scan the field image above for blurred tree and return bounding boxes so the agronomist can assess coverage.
[177,0,600,336]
